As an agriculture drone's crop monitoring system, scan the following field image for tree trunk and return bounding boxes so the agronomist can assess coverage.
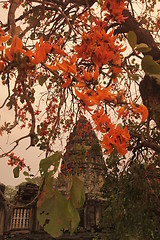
[116,10,160,128]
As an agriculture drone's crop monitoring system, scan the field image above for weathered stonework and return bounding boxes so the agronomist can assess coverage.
[62,116,105,196]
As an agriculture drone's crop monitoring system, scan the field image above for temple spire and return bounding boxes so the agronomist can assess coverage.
[62,116,105,195]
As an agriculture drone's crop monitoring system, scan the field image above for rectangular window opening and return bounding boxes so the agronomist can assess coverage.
[10,208,31,230]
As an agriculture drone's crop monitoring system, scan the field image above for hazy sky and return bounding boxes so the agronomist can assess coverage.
[0,6,46,186]
[0,80,46,186]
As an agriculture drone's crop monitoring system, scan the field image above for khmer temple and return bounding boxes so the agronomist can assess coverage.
[0,116,105,240]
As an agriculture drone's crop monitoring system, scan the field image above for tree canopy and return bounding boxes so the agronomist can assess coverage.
[0,0,160,238]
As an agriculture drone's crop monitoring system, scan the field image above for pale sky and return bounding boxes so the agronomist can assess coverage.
[0,81,46,186]
[0,6,47,186]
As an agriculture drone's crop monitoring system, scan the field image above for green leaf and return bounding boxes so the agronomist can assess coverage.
[37,175,85,237]
[43,175,54,197]
[68,201,80,235]
[135,43,151,53]
[25,177,31,182]
[118,123,123,129]
[128,31,137,49]
[13,166,19,178]
[130,73,139,81]
[39,151,62,177]
[37,189,72,238]
[70,176,85,209]
[23,171,30,176]
[37,176,81,239]
[142,55,160,74]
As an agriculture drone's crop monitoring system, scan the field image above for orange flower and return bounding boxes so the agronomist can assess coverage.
[0,46,4,51]
[30,37,52,65]
[0,34,10,43]
[45,63,57,71]
[56,60,77,74]
[31,42,47,65]
[115,140,128,155]
[119,125,130,142]
[7,152,25,170]
[75,24,125,69]
[52,38,67,56]
[117,106,128,119]
[82,65,99,82]
[112,66,122,75]
[102,0,127,23]
[46,58,77,75]
[10,35,23,54]
[102,124,130,156]
[118,106,125,118]
[75,88,98,107]
[0,29,10,52]
[4,36,52,65]
[5,36,24,62]
[102,134,114,154]
[92,108,112,133]
[138,104,149,122]
[130,100,148,122]
[5,48,14,61]
[62,76,72,88]
[0,61,4,71]
[97,86,115,103]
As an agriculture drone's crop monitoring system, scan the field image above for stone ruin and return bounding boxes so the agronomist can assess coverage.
[0,116,106,240]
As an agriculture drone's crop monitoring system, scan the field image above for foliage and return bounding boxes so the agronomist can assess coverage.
[37,151,85,237]
[0,0,160,237]
[4,185,17,200]
[37,175,85,237]
[39,151,62,177]
[100,122,160,240]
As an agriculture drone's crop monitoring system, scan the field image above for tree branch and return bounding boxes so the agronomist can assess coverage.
[8,0,20,36]
[18,70,36,147]
[115,10,160,60]
[115,9,160,128]
[131,132,160,153]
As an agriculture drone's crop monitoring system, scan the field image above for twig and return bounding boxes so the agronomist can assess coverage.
[131,132,160,153]
[18,70,36,147]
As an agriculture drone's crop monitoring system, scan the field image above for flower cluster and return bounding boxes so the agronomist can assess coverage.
[4,35,52,65]
[102,0,127,23]
[75,25,125,70]
[0,0,149,159]
[92,108,130,155]
[7,152,26,170]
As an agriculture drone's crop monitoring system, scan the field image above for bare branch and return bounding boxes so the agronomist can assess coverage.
[8,0,20,36]
[131,132,160,153]
[18,70,36,147]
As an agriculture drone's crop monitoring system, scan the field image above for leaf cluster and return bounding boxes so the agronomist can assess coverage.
[100,146,160,240]
[37,152,85,238]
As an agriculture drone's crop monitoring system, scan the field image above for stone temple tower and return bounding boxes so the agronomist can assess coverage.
[62,115,105,195]
[62,116,105,196]
[61,116,106,229]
